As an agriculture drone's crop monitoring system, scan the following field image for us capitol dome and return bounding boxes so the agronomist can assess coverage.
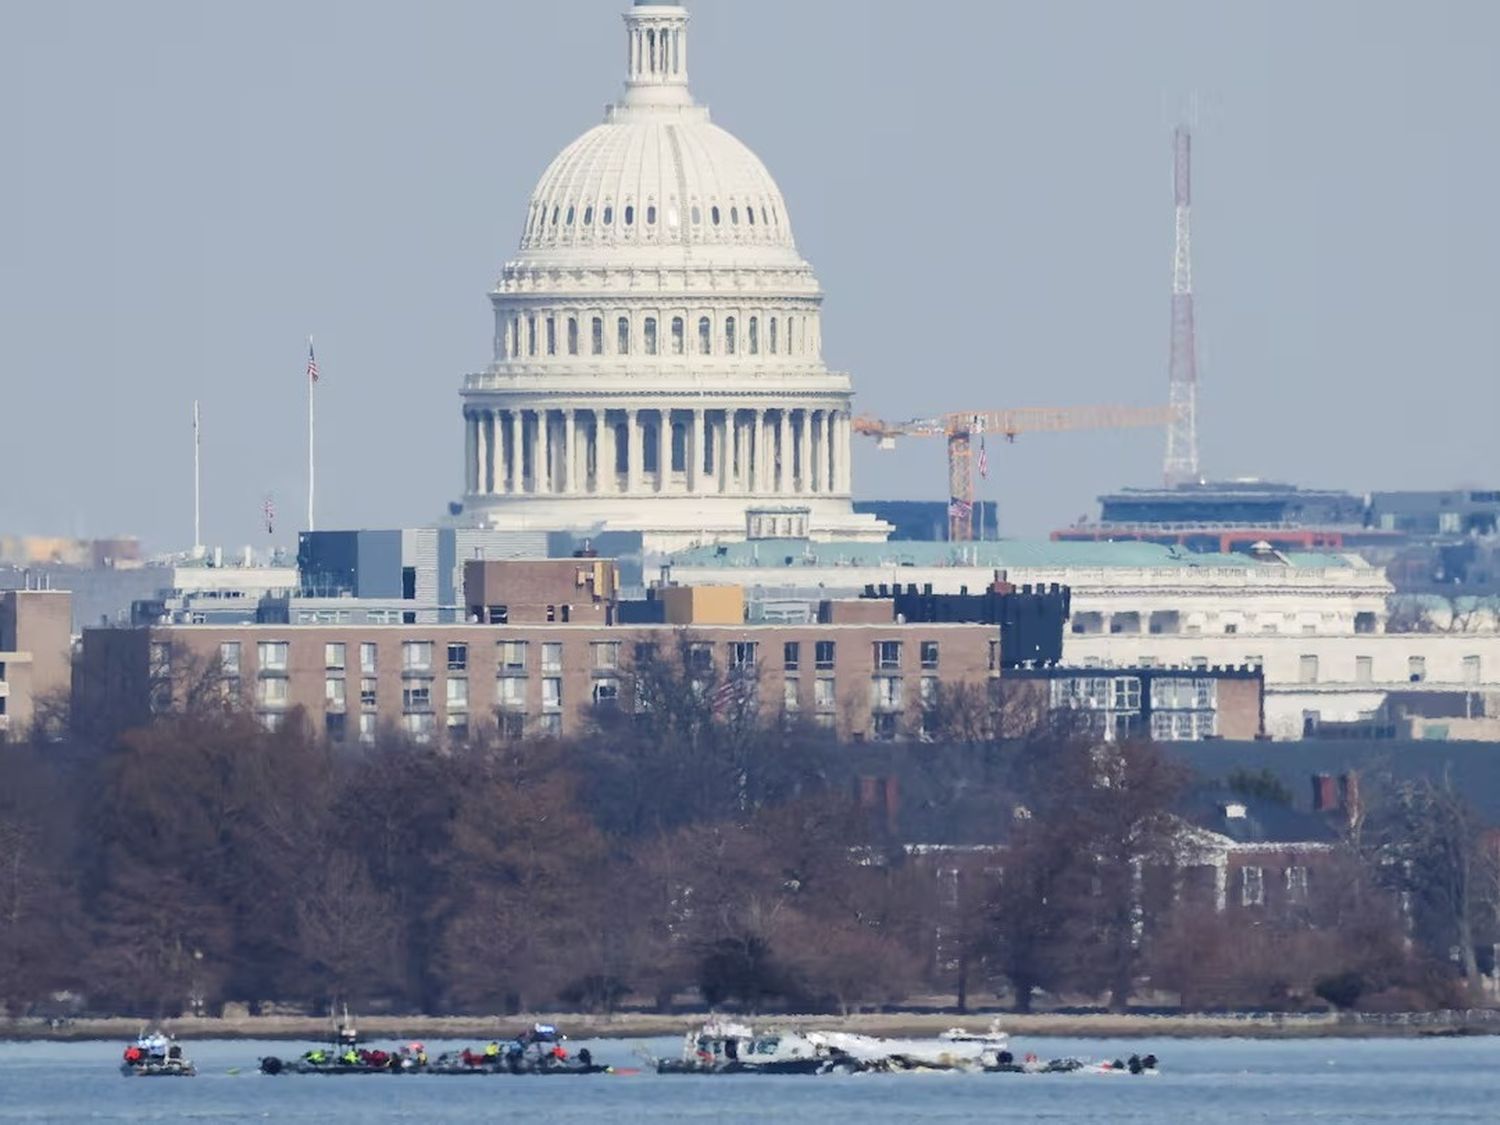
[458,0,889,549]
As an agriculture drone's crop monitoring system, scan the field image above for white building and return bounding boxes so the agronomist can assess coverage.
[458,1,887,551]
[666,538,1500,739]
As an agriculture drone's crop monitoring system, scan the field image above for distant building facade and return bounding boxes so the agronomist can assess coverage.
[0,589,72,738]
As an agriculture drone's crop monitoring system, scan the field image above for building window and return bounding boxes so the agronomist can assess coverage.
[592,641,621,670]
[920,675,938,709]
[567,317,579,355]
[358,712,376,744]
[592,679,620,708]
[815,640,836,671]
[539,713,562,737]
[257,641,289,673]
[1241,866,1265,907]
[671,316,684,355]
[988,640,1000,671]
[633,641,658,665]
[815,677,836,711]
[324,642,345,671]
[617,316,630,354]
[541,643,562,673]
[359,643,377,673]
[644,316,658,355]
[325,711,347,742]
[446,713,469,742]
[782,678,800,713]
[446,677,468,710]
[1464,654,1482,684]
[527,315,536,356]
[403,712,435,743]
[402,678,433,711]
[873,676,904,711]
[488,604,510,625]
[542,677,562,711]
[1113,676,1143,711]
[256,677,288,708]
[729,642,757,671]
[360,678,377,708]
[687,643,713,674]
[402,642,433,673]
[724,316,736,354]
[1408,655,1426,683]
[784,641,800,671]
[497,676,526,710]
[546,316,556,355]
[874,640,902,671]
[698,316,712,354]
[591,316,604,355]
[748,316,759,354]
[447,643,468,672]
[1355,655,1373,683]
[1299,654,1319,684]
[920,641,939,670]
[219,641,241,676]
[1285,865,1309,905]
[325,676,346,710]
[500,710,526,740]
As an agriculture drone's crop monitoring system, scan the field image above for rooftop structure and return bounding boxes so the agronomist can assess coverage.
[456,2,886,550]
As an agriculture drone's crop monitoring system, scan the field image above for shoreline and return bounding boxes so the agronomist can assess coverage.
[6,1010,1497,1042]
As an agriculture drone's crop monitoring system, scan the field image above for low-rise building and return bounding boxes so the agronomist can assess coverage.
[0,589,72,738]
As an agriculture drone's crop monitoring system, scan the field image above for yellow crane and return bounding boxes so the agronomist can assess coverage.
[853,405,1177,541]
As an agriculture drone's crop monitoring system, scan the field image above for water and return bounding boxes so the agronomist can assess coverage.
[0,1035,1495,1122]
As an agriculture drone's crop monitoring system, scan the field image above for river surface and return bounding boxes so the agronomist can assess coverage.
[0,1035,1495,1122]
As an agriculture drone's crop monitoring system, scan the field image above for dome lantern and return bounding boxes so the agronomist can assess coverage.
[620,2,691,110]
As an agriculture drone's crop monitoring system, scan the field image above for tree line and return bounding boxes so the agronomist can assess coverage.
[3,654,1498,1019]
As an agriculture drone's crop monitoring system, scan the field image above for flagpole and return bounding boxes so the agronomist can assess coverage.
[193,400,202,554]
[307,335,315,532]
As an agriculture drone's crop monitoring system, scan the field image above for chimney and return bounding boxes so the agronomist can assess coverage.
[1311,773,1338,812]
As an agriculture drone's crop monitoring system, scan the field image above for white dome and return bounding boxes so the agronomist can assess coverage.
[519,111,797,258]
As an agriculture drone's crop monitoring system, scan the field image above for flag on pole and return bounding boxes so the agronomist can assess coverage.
[977,436,989,480]
[307,339,319,383]
[948,497,973,521]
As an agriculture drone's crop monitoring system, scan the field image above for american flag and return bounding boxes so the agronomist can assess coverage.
[948,497,973,521]
[306,339,319,383]
[977,436,989,480]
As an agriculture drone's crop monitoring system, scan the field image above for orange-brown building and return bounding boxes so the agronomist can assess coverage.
[0,589,72,739]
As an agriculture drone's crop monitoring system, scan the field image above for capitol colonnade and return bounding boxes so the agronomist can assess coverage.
[464,405,851,498]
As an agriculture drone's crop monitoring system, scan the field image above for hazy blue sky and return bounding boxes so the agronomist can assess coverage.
[2,0,1496,552]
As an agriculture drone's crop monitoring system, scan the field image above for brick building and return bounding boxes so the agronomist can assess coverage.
[0,589,72,739]
[77,562,999,744]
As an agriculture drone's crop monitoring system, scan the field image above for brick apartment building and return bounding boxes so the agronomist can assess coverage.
[77,560,998,744]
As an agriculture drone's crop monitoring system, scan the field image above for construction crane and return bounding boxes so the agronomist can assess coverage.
[853,405,1177,541]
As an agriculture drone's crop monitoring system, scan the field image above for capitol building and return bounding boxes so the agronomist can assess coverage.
[458,1,889,550]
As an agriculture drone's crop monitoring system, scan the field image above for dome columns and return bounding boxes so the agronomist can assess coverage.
[465,403,850,502]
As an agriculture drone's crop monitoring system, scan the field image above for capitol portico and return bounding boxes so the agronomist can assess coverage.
[458,1,889,550]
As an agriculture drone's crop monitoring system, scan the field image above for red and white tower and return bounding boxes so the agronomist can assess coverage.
[1163,125,1201,487]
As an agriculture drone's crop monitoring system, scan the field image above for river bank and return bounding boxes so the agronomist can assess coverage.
[6,1008,1498,1042]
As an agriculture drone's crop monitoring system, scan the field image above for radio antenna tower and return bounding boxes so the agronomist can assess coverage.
[1163,124,1201,487]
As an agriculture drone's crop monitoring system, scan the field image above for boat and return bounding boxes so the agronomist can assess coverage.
[427,1024,614,1075]
[120,1031,195,1077]
[655,1020,849,1075]
[260,1011,427,1076]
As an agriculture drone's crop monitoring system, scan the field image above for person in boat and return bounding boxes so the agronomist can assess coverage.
[303,1047,329,1065]
[340,1045,360,1066]
[123,1045,144,1065]
[484,1040,500,1061]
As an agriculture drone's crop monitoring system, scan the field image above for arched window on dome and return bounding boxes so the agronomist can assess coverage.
[724,316,737,355]
[646,204,657,225]
[603,205,614,225]
[691,204,702,225]
[512,315,521,357]
[644,317,658,356]
[730,207,739,225]
[747,206,756,226]
[591,317,604,356]
[786,316,795,355]
[545,317,556,356]
[748,317,759,355]
[667,204,679,229]
[647,29,657,75]
[710,206,720,226]
[762,206,770,226]
[671,316,685,355]
[565,205,575,226]
[567,317,579,356]
[624,205,635,226]
[671,418,687,473]
[527,316,537,357]
[698,316,711,355]
[583,205,593,226]
[617,316,630,355]
[550,206,559,227]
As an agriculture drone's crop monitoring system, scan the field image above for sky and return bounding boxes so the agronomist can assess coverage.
[1,0,1497,554]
